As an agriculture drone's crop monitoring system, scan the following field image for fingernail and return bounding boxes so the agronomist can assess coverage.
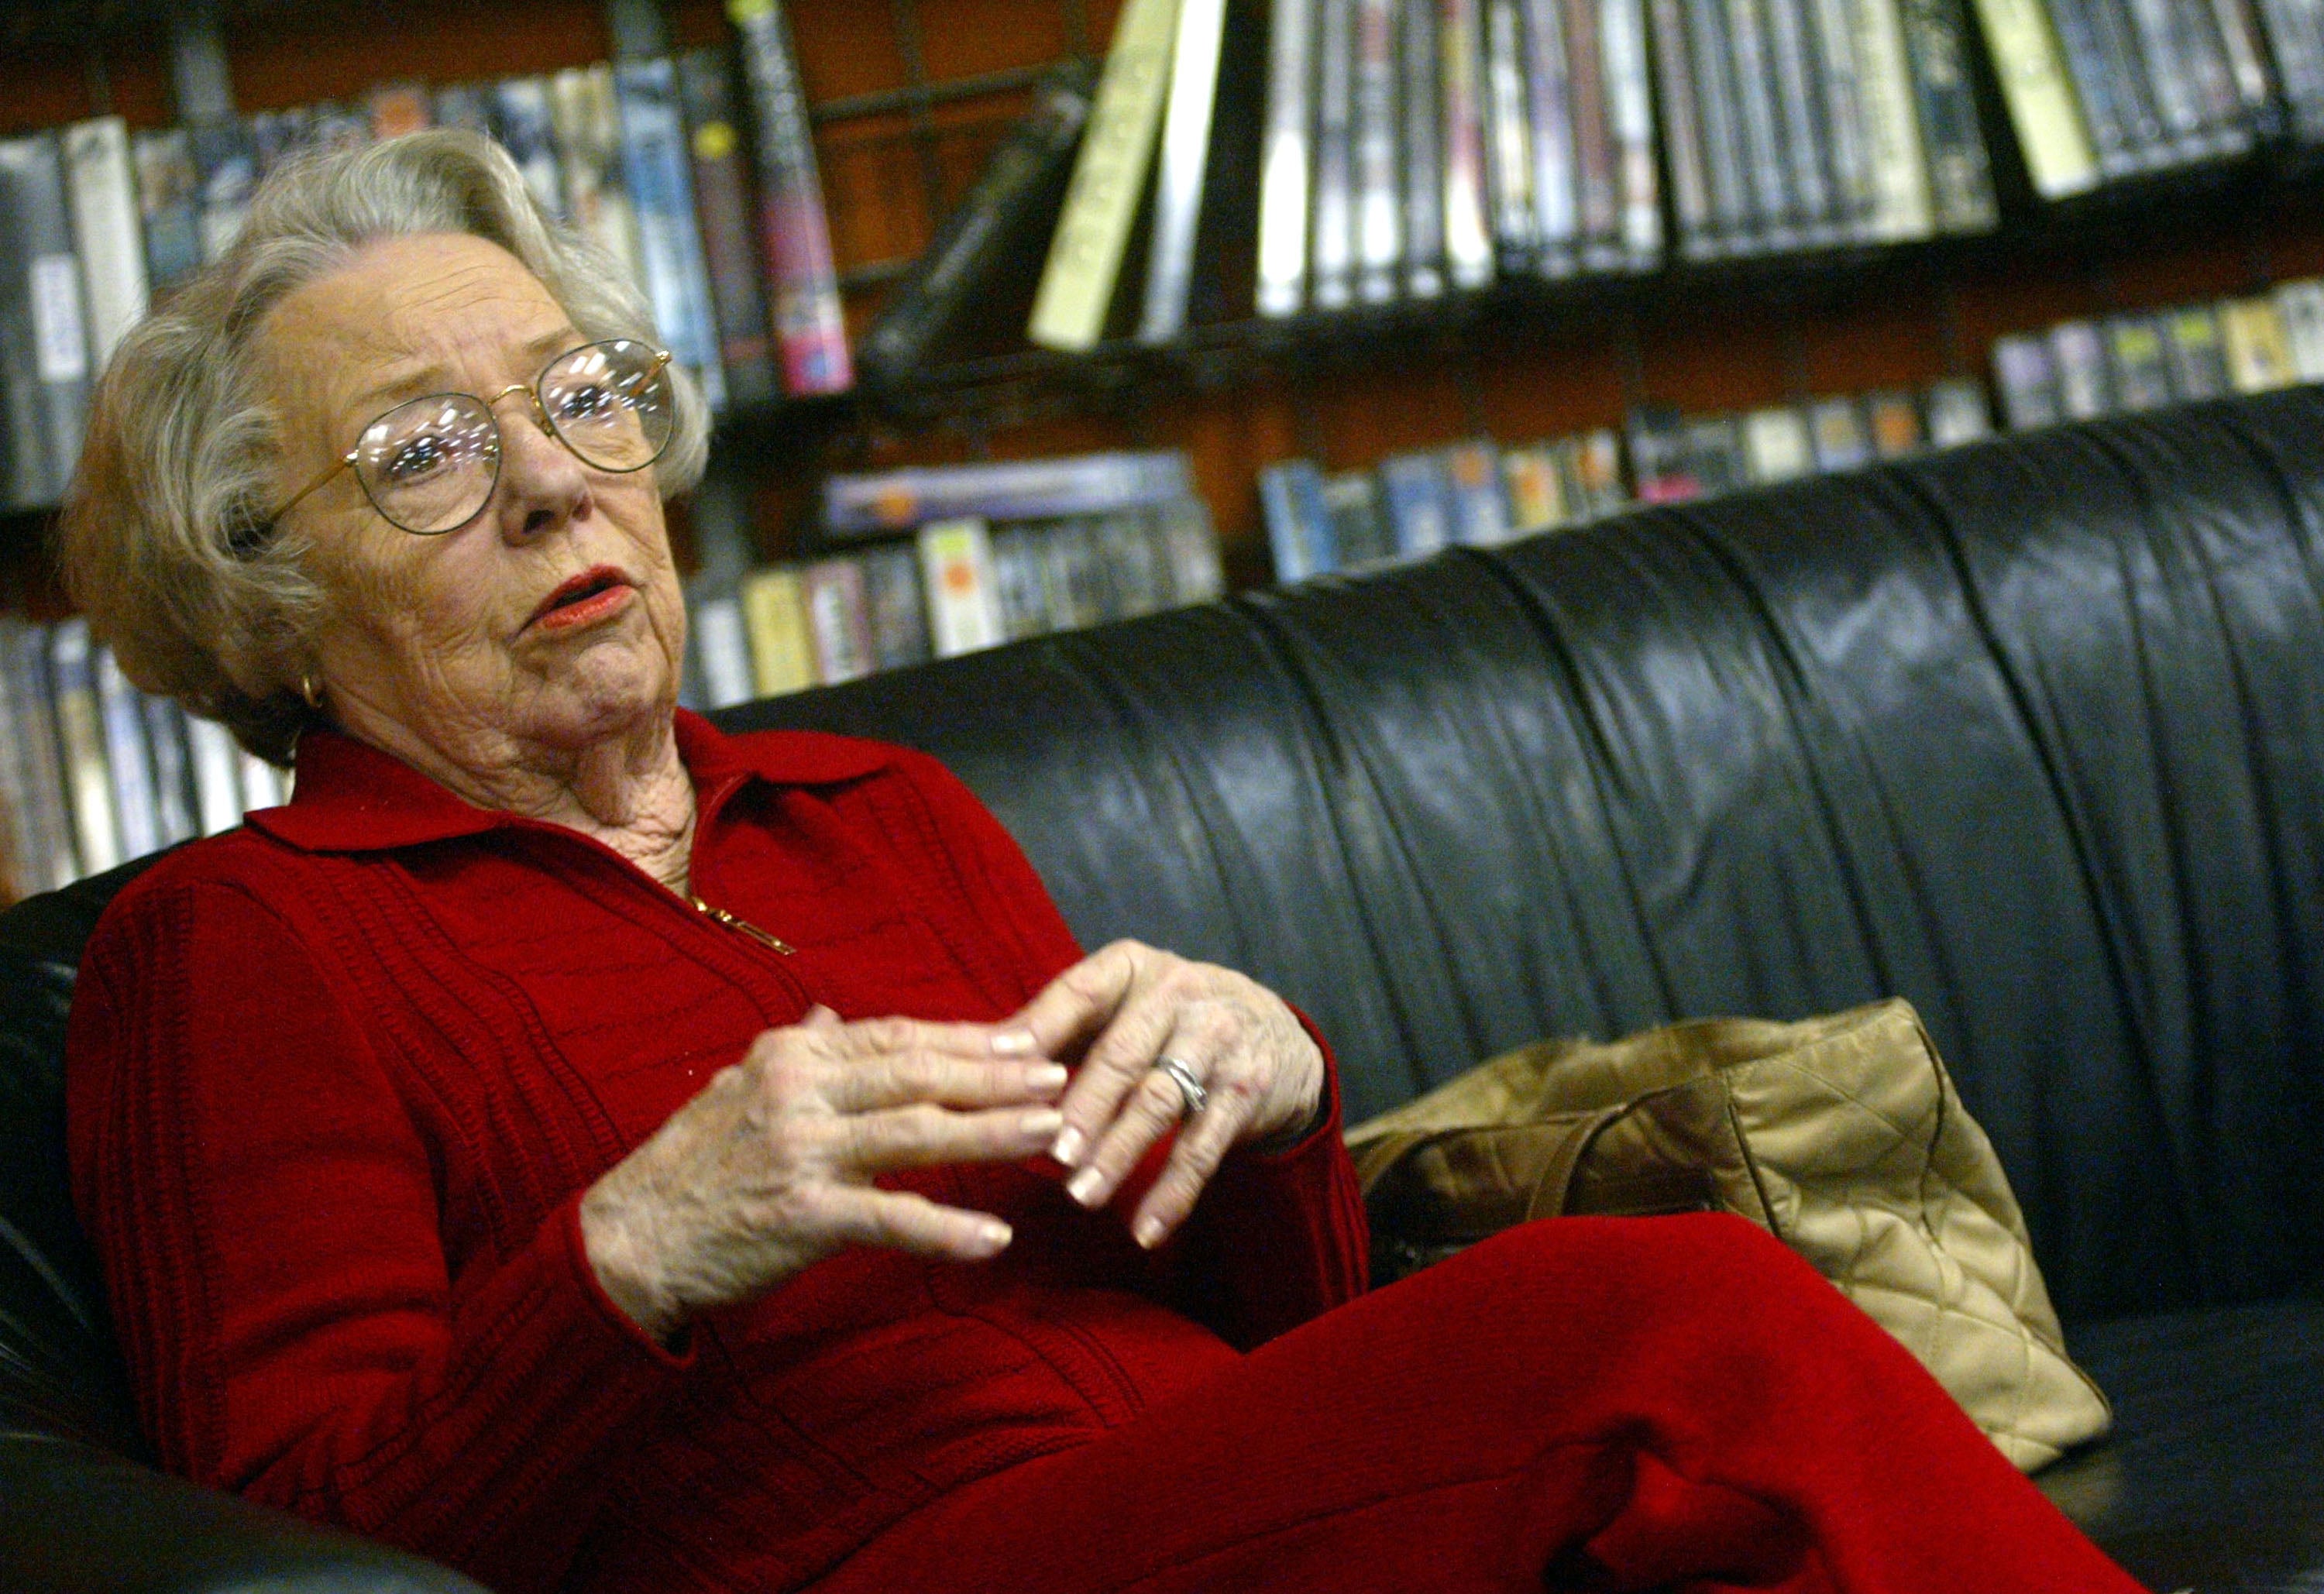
[992,1029,1037,1056]
[1019,1108,1064,1138]
[1066,1166,1103,1207]
[1135,1214,1167,1249]
[976,1219,1012,1252]
[1051,1125,1085,1166]
[1029,1063,1070,1092]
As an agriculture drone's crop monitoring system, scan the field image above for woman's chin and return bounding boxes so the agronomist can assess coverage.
[514,651,676,744]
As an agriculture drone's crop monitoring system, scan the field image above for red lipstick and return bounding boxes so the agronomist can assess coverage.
[528,565,634,632]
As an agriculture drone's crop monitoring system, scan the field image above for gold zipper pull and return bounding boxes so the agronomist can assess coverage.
[689,895,796,956]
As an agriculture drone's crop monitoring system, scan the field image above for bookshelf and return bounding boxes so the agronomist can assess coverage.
[7,0,2324,902]
[0,0,1119,568]
[5,0,2324,567]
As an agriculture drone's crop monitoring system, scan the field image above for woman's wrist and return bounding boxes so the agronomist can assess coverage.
[1243,1081,1330,1156]
[579,1189,685,1345]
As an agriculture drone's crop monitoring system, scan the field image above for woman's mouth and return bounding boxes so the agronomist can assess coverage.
[529,566,634,632]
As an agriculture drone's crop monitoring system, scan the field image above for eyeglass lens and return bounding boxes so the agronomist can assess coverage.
[352,340,676,535]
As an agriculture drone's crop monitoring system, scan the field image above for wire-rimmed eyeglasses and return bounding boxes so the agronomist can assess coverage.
[266,339,677,538]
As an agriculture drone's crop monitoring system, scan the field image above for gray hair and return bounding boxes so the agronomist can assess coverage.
[57,128,710,766]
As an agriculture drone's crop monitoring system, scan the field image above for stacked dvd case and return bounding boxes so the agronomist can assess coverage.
[1257,0,1665,316]
[1652,0,1996,258]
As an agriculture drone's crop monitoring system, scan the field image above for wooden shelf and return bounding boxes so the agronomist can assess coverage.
[6,0,2324,568]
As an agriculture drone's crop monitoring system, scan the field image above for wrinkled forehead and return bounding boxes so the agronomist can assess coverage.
[260,232,576,440]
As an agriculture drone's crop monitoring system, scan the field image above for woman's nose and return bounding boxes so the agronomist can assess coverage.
[491,393,590,541]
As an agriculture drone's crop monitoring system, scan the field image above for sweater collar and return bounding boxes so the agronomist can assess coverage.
[246,709,897,854]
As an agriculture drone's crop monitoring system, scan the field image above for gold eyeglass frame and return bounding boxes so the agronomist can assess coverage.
[265,341,676,537]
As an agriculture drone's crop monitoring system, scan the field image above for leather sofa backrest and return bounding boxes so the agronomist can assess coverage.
[727,390,2324,1325]
[6,392,2324,1467]
[0,940,146,1460]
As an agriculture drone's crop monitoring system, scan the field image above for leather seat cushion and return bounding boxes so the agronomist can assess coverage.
[2043,1295,2324,1592]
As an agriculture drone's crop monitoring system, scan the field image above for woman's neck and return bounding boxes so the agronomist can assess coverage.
[336,705,701,895]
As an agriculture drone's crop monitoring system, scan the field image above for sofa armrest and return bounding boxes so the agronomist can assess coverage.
[0,1434,486,1594]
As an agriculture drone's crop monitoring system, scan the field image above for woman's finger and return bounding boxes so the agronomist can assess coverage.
[1018,947,1198,1166]
[834,1100,1065,1173]
[803,1038,1068,1113]
[999,941,1150,1066]
[1126,1060,1257,1247]
[814,1184,1014,1262]
[829,1013,1063,1064]
[1050,994,1186,1168]
[1061,1004,1228,1212]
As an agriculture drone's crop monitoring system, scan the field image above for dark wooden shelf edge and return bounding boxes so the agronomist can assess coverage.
[707,389,857,451]
[0,0,541,52]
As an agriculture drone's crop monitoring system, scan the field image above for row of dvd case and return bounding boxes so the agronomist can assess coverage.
[1990,277,2324,422]
[0,19,847,511]
[684,450,1229,713]
[1263,430,1632,579]
[1972,0,2281,196]
[1607,281,2322,519]
[1655,0,1998,256]
[1257,0,1663,315]
[1258,376,1989,580]
[1626,376,1995,500]
[1255,273,2324,591]
[1252,0,2002,318]
[0,616,293,900]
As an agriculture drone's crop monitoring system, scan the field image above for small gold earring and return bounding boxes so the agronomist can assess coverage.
[299,672,323,709]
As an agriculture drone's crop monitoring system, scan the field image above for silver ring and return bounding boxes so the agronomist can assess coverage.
[1153,1055,1208,1117]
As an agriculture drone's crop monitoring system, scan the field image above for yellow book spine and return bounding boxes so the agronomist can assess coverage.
[739,568,817,697]
[1026,0,1183,352]
[2220,298,2295,393]
[916,517,1005,657]
[1502,447,1560,533]
[1965,0,2098,198]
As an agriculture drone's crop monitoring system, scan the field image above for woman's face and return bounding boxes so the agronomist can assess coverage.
[259,232,687,769]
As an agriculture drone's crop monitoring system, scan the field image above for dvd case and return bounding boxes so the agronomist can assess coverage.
[1897,0,1998,231]
[1923,376,1995,444]
[1765,0,1838,244]
[1404,0,1450,294]
[1686,0,1758,251]
[728,0,854,390]
[1439,0,1498,290]
[2105,314,2173,410]
[1483,0,1539,272]
[1566,0,1621,263]
[1140,0,1231,342]
[1311,0,1360,309]
[1257,0,1318,316]
[2049,319,2113,417]
[1602,0,1662,265]
[1648,0,1717,257]
[1353,0,1406,301]
[1992,332,2064,428]
[1525,0,1582,271]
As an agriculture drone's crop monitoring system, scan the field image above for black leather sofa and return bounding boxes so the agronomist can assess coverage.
[5,389,2322,1592]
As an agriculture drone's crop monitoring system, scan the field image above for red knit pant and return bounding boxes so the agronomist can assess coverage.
[816,1214,2140,1593]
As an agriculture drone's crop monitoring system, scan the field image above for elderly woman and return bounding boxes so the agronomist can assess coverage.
[60,131,2137,1594]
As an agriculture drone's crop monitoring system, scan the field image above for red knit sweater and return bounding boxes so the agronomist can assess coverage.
[67,711,1367,1594]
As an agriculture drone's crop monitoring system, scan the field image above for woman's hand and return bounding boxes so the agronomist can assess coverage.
[1001,941,1325,1251]
[579,1008,1069,1342]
